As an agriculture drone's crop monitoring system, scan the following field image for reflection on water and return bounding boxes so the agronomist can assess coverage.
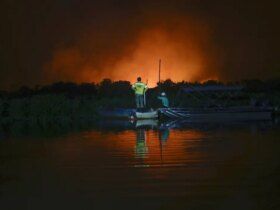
[159,129,169,142]
[135,129,148,159]
[0,119,280,210]
[135,126,169,161]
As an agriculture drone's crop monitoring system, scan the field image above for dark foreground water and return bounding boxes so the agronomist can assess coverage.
[1,120,280,210]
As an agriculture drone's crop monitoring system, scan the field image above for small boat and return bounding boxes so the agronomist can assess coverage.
[98,106,272,121]
[159,106,273,122]
[135,119,158,128]
[157,84,273,121]
[97,108,135,119]
[135,110,158,119]
[98,108,158,119]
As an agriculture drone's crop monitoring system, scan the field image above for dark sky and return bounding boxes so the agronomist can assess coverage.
[1,0,279,89]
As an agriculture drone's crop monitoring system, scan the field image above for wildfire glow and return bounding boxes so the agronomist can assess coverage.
[44,17,220,86]
[111,28,206,86]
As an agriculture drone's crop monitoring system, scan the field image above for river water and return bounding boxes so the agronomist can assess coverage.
[1,120,280,210]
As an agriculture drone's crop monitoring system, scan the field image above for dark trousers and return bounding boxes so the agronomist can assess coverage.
[135,94,144,108]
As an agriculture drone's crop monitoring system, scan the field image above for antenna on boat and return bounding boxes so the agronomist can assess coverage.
[158,59,161,85]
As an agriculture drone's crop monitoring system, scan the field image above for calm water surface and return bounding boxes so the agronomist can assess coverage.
[1,120,280,210]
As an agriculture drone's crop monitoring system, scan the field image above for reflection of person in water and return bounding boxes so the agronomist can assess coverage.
[135,129,148,158]
[159,129,170,143]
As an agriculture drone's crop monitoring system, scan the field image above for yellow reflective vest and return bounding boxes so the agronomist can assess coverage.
[132,82,148,95]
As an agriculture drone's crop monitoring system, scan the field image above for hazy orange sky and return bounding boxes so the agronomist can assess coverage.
[44,16,221,87]
[1,0,279,89]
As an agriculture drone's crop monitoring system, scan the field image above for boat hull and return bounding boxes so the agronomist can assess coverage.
[98,108,135,119]
[135,111,158,119]
[159,107,273,122]
[98,108,158,119]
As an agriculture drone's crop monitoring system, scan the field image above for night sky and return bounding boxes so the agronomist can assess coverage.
[1,0,279,89]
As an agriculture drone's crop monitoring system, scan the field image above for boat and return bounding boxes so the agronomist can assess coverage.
[98,108,158,119]
[97,108,136,119]
[157,84,273,121]
[98,106,272,122]
[159,107,273,122]
[135,110,158,119]
[135,119,158,128]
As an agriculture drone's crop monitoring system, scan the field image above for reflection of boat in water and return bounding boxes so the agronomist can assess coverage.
[135,129,148,158]
[96,119,158,130]
[97,118,276,133]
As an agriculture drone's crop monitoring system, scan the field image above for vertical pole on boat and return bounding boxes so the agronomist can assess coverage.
[143,91,146,107]
[158,59,161,85]
[143,80,148,107]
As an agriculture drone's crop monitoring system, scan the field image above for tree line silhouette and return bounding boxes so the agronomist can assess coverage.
[0,78,280,124]
[1,78,280,98]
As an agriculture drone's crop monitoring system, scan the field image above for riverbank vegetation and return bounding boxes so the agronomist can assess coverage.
[1,79,280,124]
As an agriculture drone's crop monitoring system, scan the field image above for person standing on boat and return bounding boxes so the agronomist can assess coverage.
[157,92,169,108]
[132,77,148,108]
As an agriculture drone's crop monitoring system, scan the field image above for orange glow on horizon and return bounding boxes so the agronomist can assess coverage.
[43,18,220,86]
[110,28,207,87]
